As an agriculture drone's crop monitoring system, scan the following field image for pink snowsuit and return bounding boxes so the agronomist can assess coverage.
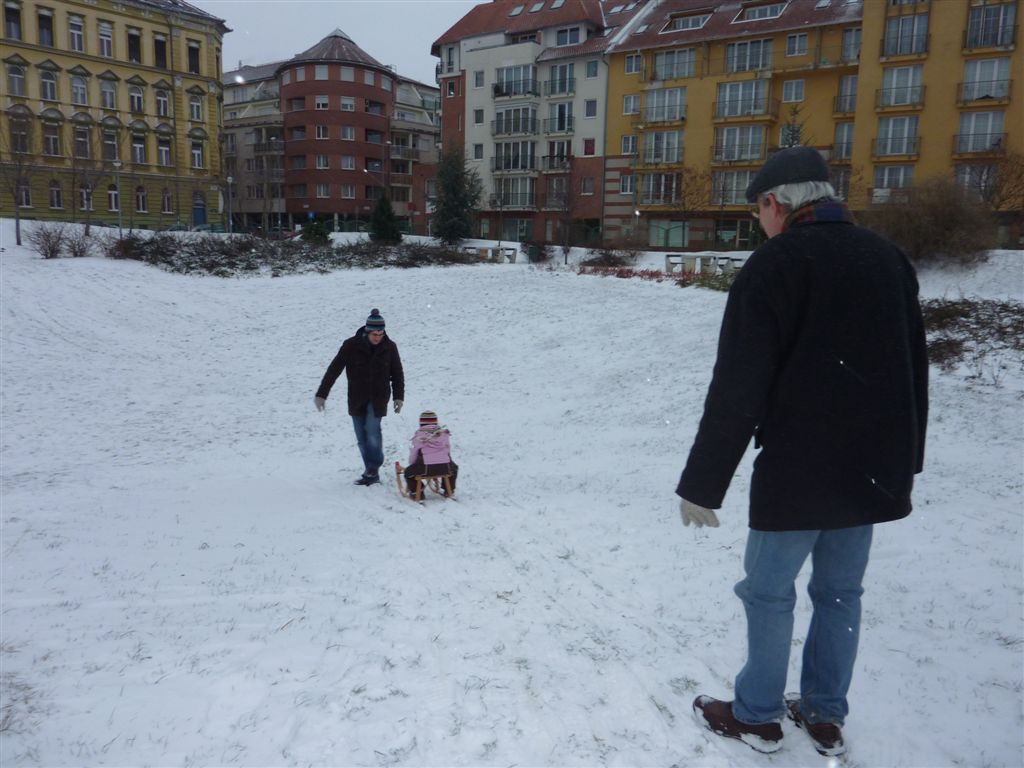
[408,425,452,466]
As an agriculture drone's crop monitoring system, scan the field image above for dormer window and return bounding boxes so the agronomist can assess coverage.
[610,4,625,12]
[509,4,525,16]
[740,2,786,21]
[551,0,565,8]
[529,1,545,11]
[666,13,711,31]
[556,27,581,46]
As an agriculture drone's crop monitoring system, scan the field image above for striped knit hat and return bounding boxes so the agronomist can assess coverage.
[365,308,385,332]
[419,410,438,426]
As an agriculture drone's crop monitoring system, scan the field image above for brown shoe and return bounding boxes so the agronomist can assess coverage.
[693,695,783,754]
[785,697,846,757]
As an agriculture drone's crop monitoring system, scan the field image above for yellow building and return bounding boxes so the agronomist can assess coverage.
[2,0,229,230]
[604,0,1022,250]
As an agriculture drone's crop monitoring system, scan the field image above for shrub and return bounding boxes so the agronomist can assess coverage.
[580,246,633,268]
[64,228,93,258]
[25,222,65,259]
[860,177,997,265]
[300,220,330,245]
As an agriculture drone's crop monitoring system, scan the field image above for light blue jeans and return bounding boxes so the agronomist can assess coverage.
[732,525,873,726]
[351,401,383,475]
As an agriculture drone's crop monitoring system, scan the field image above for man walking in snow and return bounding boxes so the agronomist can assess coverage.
[678,146,928,756]
[315,308,404,486]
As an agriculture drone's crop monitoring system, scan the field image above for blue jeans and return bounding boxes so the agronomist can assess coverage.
[351,401,383,475]
[732,525,873,727]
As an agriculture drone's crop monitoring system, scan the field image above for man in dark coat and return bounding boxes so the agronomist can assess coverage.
[315,308,404,486]
[682,147,928,757]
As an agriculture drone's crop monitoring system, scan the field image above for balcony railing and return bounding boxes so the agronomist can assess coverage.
[876,85,925,108]
[958,79,1012,103]
[253,140,284,153]
[713,97,778,119]
[540,154,572,171]
[632,152,683,167]
[492,118,539,136]
[964,24,1017,49]
[492,192,535,209]
[543,117,574,134]
[389,145,421,161]
[493,80,539,98]
[543,78,575,96]
[881,34,929,57]
[832,141,853,161]
[636,193,680,206]
[834,93,857,113]
[872,136,921,157]
[642,106,686,124]
[953,132,1007,155]
[711,143,765,163]
[491,156,538,172]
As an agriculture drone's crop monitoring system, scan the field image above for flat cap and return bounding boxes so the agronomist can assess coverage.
[745,146,830,203]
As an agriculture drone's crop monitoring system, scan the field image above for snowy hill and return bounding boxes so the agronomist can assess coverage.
[1,219,1021,767]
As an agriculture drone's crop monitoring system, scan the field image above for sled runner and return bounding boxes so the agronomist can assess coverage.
[394,460,455,502]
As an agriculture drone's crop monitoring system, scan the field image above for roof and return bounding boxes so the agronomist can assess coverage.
[132,0,230,33]
[613,0,863,53]
[431,0,609,56]
[283,29,387,71]
[223,60,287,83]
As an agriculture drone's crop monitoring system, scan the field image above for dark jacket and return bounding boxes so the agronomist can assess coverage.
[316,327,405,417]
[677,202,928,531]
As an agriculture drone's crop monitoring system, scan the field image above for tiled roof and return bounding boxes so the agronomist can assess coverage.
[224,60,287,83]
[432,0,609,55]
[286,29,387,70]
[613,0,863,53]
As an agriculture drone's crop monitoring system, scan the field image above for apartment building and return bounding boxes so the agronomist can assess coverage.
[2,0,228,229]
[432,0,650,243]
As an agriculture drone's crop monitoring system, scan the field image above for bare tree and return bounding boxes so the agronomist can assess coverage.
[0,112,37,246]
[543,162,584,264]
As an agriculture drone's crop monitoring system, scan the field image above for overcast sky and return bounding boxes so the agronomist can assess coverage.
[189,0,480,85]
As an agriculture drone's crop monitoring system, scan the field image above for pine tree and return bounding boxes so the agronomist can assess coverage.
[433,144,482,246]
[368,195,402,243]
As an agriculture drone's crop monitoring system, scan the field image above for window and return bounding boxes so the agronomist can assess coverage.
[4,2,21,39]
[132,134,146,163]
[584,99,597,118]
[962,58,1011,100]
[102,129,119,161]
[341,96,355,111]
[555,27,580,46]
[14,179,29,207]
[69,14,84,51]
[625,53,643,74]
[100,79,116,109]
[473,143,484,160]
[711,171,756,205]
[40,71,57,101]
[341,126,355,140]
[639,172,680,205]
[341,155,355,169]
[191,141,204,168]
[42,123,60,155]
[153,34,167,68]
[966,3,1016,48]
[619,174,634,194]
[874,164,913,190]
[955,164,998,201]
[957,111,1005,153]
[315,125,329,139]
[364,69,374,85]
[98,20,113,57]
[49,180,62,209]
[623,94,640,114]
[340,66,353,81]
[316,154,329,169]
[473,70,484,88]
[135,186,147,212]
[884,13,928,56]
[716,79,767,117]
[786,33,807,56]
[880,65,922,106]
[37,9,53,46]
[127,28,141,62]
[156,89,170,117]
[509,4,525,16]
[157,137,171,165]
[446,81,456,97]
[645,87,685,122]
[187,40,201,74]
[782,79,804,102]
[726,39,772,72]
[107,183,120,212]
[621,134,637,155]
[71,75,87,105]
[315,95,328,110]
[316,64,328,80]
[546,102,571,133]
[653,48,695,80]
[581,177,594,195]
[837,74,858,112]
[161,187,172,213]
[583,138,595,156]
[714,125,765,161]
[129,85,144,113]
[548,62,574,95]
[666,13,709,31]
[189,94,202,121]
[79,184,93,211]
[7,64,25,96]
[316,183,329,198]
[842,27,861,62]
[586,60,598,78]
[834,122,854,159]
[643,130,681,163]
[876,115,919,155]
[341,184,355,198]
[473,109,484,125]
[741,3,786,21]
[73,126,91,158]
[494,64,536,96]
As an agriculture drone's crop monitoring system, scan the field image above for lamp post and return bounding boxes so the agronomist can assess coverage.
[225,175,233,234]
[112,159,123,240]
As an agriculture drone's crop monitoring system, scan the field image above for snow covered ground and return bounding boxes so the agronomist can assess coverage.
[1,219,1021,767]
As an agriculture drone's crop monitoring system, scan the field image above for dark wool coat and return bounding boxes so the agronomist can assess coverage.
[316,327,405,418]
[677,204,928,531]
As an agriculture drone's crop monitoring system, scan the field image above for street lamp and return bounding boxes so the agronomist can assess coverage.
[112,159,123,239]
[225,175,234,234]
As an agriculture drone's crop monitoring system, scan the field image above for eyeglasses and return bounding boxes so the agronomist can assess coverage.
[368,330,385,337]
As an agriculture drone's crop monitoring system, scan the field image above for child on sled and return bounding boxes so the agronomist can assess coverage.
[404,410,458,497]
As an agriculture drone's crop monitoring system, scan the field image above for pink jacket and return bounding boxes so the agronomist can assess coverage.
[408,425,453,466]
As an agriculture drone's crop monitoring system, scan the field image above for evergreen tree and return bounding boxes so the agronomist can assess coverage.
[433,145,482,246]
[368,195,403,243]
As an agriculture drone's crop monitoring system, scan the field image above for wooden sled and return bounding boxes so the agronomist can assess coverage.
[394,460,455,502]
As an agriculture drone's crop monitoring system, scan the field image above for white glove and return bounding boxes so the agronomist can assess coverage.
[680,498,720,528]
[314,396,326,412]
[393,400,403,414]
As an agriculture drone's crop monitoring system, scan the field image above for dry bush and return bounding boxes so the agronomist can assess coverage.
[25,222,65,259]
[860,177,997,265]
[64,227,93,258]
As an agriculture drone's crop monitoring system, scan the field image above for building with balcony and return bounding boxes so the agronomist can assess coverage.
[2,0,228,229]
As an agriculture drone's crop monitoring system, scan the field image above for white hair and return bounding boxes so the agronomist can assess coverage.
[764,181,838,211]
